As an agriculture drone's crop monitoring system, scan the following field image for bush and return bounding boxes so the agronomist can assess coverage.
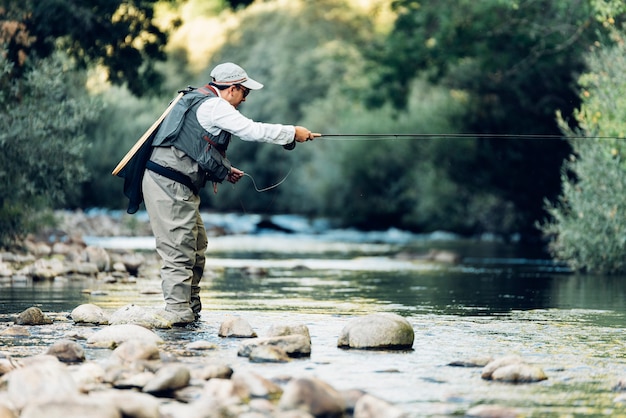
[541,33,626,273]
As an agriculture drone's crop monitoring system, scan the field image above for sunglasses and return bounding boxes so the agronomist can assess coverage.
[236,84,250,98]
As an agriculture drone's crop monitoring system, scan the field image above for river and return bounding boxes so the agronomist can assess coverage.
[2,213,626,417]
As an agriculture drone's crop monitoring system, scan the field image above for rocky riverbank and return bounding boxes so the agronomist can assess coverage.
[0,210,550,418]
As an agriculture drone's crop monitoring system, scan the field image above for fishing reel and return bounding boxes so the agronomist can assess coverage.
[283,140,296,151]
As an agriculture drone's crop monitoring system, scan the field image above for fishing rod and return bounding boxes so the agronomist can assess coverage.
[283,132,626,149]
[318,133,626,140]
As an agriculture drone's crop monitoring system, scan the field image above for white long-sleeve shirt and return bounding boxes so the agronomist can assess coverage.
[196,91,295,146]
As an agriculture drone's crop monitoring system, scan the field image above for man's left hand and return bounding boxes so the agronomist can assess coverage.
[227,167,244,184]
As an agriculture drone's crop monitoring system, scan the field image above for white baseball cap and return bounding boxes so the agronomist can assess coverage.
[210,62,264,90]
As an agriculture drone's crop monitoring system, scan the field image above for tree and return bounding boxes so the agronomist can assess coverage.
[370,0,606,238]
[0,53,99,246]
[0,0,170,95]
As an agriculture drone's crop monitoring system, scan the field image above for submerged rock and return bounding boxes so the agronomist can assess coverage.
[481,355,547,383]
[238,334,311,358]
[86,324,163,348]
[266,324,311,341]
[337,313,414,350]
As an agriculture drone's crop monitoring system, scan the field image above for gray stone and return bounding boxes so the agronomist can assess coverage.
[266,324,311,341]
[278,377,345,417]
[231,370,283,400]
[0,326,30,336]
[238,334,311,358]
[186,340,217,351]
[249,345,291,363]
[481,355,547,383]
[481,355,523,379]
[89,389,160,418]
[191,364,233,381]
[6,357,78,410]
[15,307,53,325]
[46,339,85,363]
[71,303,109,325]
[466,404,520,418]
[491,363,548,383]
[0,405,16,418]
[20,399,121,418]
[84,245,111,272]
[111,339,160,363]
[219,316,257,338]
[142,363,190,394]
[448,356,494,367]
[86,324,163,348]
[29,258,64,280]
[337,313,414,349]
[353,394,407,418]
[109,304,180,329]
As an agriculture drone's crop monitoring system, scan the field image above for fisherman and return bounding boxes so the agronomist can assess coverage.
[142,62,320,324]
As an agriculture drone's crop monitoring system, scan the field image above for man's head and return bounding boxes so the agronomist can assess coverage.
[210,62,263,90]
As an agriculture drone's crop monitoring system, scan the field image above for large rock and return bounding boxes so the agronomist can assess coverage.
[108,304,180,329]
[86,324,163,348]
[6,356,78,410]
[337,313,414,350]
[71,303,109,325]
[278,377,345,417]
[15,307,53,325]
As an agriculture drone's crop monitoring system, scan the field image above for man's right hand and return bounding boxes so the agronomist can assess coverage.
[294,126,321,143]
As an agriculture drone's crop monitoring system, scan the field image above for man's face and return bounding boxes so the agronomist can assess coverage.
[230,84,250,108]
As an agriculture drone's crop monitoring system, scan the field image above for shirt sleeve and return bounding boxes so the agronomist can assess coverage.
[196,97,296,145]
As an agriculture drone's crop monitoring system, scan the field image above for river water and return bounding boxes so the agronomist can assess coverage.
[2,213,626,417]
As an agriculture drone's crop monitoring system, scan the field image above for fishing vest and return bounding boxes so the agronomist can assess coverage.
[152,85,232,183]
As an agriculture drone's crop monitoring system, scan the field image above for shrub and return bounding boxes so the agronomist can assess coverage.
[541,34,626,273]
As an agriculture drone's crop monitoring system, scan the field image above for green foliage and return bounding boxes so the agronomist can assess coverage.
[81,86,168,209]
[0,53,99,246]
[541,36,626,274]
[368,0,609,237]
[0,0,170,96]
[200,0,378,212]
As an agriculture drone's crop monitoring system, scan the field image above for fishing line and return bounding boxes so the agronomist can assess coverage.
[242,169,293,193]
